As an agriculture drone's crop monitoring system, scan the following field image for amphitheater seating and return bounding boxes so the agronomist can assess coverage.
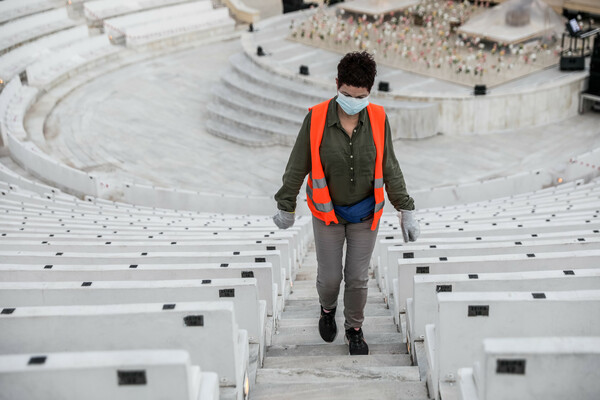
[0,26,89,86]
[427,290,600,399]
[0,8,77,55]
[407,268,600,354]
[84,0,198,28]
[103,1,214,43]
[25,35,121,89]
[124,7,236,47]
[0,349,220,400]
[0,0,65,26]
[458,337,600,400]
[0,301,250,400]
[0,278,267,355]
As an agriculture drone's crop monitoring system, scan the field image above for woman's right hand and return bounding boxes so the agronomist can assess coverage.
[273,210,295,229]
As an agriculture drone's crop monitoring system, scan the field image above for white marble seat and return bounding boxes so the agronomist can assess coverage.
[103,1,214,42]
[0,248,287,297]
[0,277,267,358]
[0,26,89,86]
[392,249,600,318]
[0,349,220,400]
[84,0,198,26]
[0,0,64,26]
[0,8,77,55]
[458,337,600,400]
[407,268,600,358]
[426,290,600,400]
[124,7,235,47]
[0,301,250,400]
[0,261,278,317]
[25,35,121,89]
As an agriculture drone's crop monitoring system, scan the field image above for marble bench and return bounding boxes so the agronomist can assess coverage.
[84,0,195,27]
[0,261,278,317]
[407,268,600,356]
[0,349,220,400]
[0,248,287,298]
[427,290,600,400]
[0,301,250,400]
[125,7,235,47]
[392,249,600,318]
[0,277,267,358]
[458,337,600,400]
[103,1,213,43]
[0,26,88,87]
[0,8,77,55]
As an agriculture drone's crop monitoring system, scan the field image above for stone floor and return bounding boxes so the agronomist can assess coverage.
[33,35,600,200]
[250,243,429,400]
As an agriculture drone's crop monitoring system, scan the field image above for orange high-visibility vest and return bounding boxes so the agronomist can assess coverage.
[306,98,386,231]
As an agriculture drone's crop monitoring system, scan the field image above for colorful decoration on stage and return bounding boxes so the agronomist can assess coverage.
[287,0,563,87]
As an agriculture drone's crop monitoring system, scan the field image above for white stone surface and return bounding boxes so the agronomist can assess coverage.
[0,350,218,400]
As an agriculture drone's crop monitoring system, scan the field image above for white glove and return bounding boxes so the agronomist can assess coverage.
[398,209,420,242]
[273,209,295,229]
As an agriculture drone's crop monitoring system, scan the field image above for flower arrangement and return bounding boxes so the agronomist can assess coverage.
[288,0,561,87]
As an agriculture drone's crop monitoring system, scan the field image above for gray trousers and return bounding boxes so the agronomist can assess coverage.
[312,215,379,330]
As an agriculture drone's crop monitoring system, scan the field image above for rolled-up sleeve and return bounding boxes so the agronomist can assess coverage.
[382,115,415,211]
[274,111,312,212]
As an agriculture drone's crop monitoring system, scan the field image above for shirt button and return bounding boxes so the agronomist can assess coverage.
[350,155,353,158]
[353,129,356,133]
[351,178,354,182]
[350,167,354,170]
[349,142,352,145]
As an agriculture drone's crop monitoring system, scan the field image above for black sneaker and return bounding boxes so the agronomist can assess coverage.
[318,305,337,343]
[345,327,369,355]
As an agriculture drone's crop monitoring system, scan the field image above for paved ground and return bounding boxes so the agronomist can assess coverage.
[38,36,600,199]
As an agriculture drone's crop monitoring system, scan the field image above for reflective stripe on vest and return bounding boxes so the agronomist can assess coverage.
[306,98,386,231]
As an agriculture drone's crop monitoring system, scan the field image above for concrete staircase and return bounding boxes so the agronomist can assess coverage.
[250,243,430,399]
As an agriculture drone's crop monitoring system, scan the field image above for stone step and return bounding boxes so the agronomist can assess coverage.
[284,297,386,310]
[266,342,408,357]
[249,380,429,400]
[280,303,392,319]
[212,82,303,126]
[262,353,413,369]
[286,292,386,302]
[271,329,402,346]
[205,116,277,147]
[292,279,379,289]
[256,365,421,384]
[277,315,395,329]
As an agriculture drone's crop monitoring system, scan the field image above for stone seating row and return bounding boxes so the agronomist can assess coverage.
[0,8,77,55]
[0,0,64,25]
[0,26,89,87]
[457,337,600,400]
[407,268,600,354]
[124,8,236,48]
[25,34,122,89]
[0,277,268,360]
[0,301,250,400]
[103,1,213,42]
[0,349,220,400]
[84,0,197,27]
[424,289,600,400]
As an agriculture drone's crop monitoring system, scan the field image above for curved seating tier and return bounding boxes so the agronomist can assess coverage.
[373,175,600,399]
[0,0,65,26]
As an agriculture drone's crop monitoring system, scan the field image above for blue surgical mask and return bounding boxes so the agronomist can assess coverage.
[336,91,369,115]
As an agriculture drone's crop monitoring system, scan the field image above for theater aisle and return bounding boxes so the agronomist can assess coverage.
[250,243,429,399]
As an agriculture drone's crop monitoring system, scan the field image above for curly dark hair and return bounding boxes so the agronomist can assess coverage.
[336,51,377,92]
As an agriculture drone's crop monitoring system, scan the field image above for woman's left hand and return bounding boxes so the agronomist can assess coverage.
[397,210,420,242]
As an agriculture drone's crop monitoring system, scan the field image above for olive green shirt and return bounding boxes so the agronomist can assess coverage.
[274,96,415,215]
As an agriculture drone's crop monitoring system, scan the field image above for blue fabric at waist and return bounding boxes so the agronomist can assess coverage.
[333,195,375,224]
